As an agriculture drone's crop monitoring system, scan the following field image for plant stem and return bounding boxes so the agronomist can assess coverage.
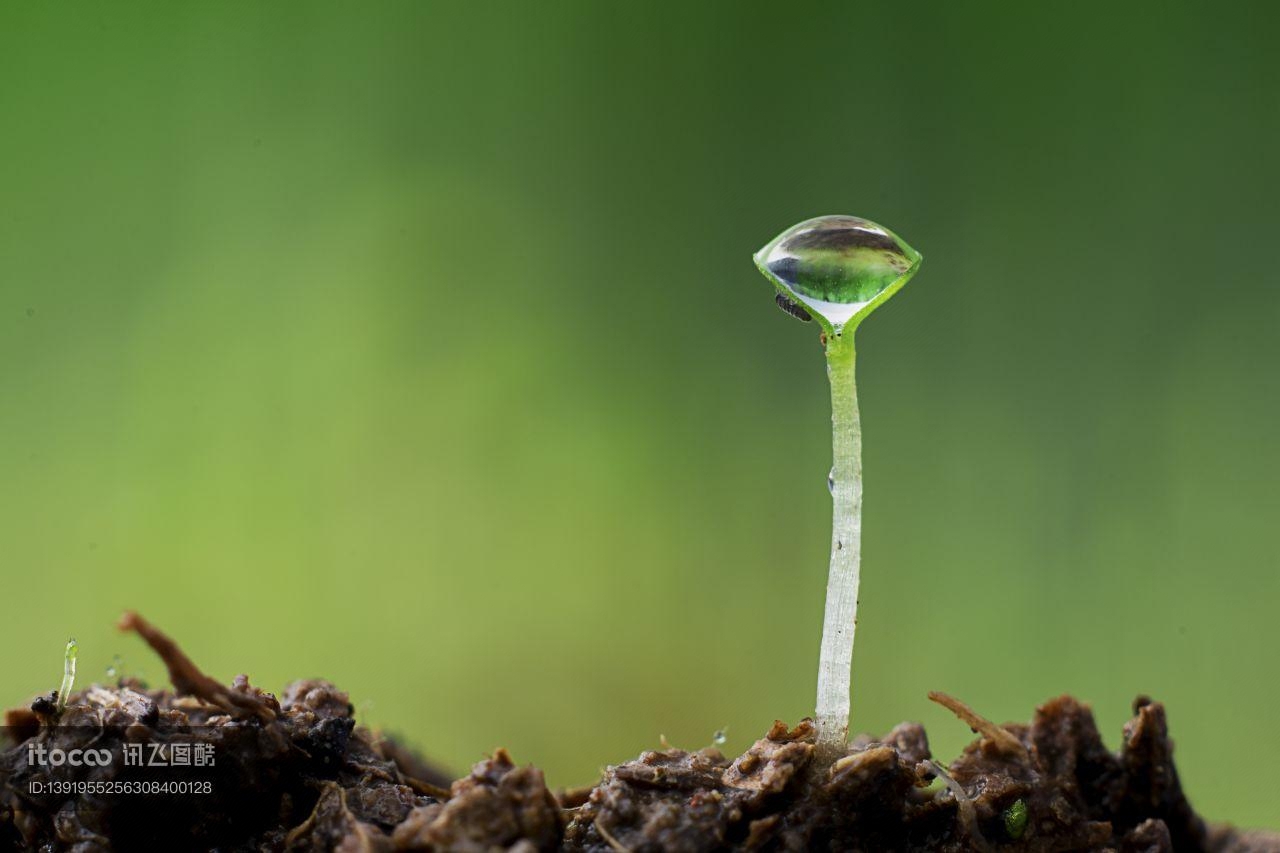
[815,332,861,763]
[57,638,78,715]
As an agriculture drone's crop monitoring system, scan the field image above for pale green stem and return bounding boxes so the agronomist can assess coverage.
[57,638,78,714]
[815,333,861,763]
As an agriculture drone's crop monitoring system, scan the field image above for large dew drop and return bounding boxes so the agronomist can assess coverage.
[755,215,921,333]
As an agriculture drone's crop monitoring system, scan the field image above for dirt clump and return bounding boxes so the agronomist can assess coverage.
[1,614,1275,852]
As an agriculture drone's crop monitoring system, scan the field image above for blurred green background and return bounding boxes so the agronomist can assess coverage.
[3,1,1278,830]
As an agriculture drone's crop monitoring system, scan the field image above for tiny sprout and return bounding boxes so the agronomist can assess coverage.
[56,637,78,714]
[754,215,921,762]
[1003,798,1029,840]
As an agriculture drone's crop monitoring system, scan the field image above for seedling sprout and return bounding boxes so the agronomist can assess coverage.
[56,637,78,715]
[1003,798,1029,840]
[754,215,921,762]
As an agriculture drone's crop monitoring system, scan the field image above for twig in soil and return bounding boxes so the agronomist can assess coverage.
[594,817,633,853]
[928,690,1026,758]
[926,759,993,853]
[117,611,276,722]
[371,735,454,800]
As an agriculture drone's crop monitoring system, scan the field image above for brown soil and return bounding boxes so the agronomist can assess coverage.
[1,614,1276,852]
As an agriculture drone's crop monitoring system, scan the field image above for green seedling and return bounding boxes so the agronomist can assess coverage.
[1003,798,1029,840]
[56,637,78,714]
[754,215,921,761]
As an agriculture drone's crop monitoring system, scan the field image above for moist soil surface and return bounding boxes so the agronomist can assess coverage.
[1,614,1276,852]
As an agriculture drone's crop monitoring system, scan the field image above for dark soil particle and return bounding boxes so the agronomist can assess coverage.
[1,615,1276,852]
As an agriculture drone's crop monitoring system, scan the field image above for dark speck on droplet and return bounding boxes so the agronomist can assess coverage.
[25,308,36,318]
[774,293,812,322]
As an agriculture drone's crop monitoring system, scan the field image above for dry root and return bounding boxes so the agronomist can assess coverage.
[117,610,277,722]
[928,689,1027,759]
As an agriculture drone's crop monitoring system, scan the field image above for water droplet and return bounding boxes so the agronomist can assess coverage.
[106,655,123,679]
[827,468,835,494]
[712,729,727,746]
[755,215,920,333]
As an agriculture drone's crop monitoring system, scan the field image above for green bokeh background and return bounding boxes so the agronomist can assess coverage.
[3,1,1277,830]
